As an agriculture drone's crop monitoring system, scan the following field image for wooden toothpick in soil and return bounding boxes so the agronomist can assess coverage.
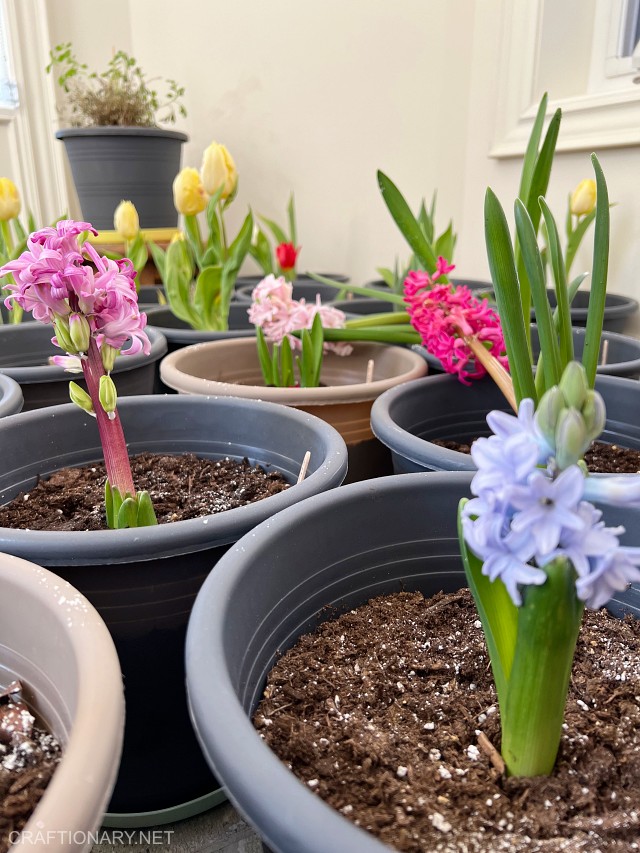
[297,451,311,484]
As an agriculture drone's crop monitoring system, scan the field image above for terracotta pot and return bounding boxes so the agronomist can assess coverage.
[159,339,428,482]
[0,552,123,852]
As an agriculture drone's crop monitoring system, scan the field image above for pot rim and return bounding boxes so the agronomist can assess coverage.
[0,552,123,846]
[371,372,640,470]
[0,394,347,564]
[0,373,23,416]
[0,325,167,383]
[55,127,188,142]
[160,339,428,404]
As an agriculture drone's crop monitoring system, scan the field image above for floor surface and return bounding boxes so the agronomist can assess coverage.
[92,803,262,853]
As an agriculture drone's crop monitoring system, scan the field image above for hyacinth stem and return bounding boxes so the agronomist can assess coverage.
[82,338,135,498]
[502,557,584,776]
[459,331,517,413]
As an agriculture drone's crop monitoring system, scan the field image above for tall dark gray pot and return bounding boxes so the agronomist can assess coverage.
[185,473,639,853]
[371,373,640,473]
[0,323,167,410]
[55,127,188,229]
[0,395,347,822]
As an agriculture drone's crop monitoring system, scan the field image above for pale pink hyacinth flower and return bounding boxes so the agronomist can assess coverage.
[404,258,508,384]
[248,274,352,355]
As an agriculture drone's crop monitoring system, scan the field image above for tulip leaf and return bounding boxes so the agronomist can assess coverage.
[377,171,437,273]
[164,239,200,328]
[259,214,288,246]
[518,92,548,204]
[12,218,27,245]
[147,240,166,282]
[514,198,560,391]
[309,272,406,304]
[434,220,456,266]
[484,188,537,405]
[565,209,596,276]
[194,265,223,330]
[539,197,573,368]
[582,153,610,388]
[287,192,297,246]
[249,227,274,275]
[183,214,203,267]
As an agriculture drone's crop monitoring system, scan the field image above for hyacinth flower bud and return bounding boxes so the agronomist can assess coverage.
[173,168,207,216]
[69,381,95,417]
[558,361,589,410]
[53,316,76,354]
[69,313,91,354]
[114,200,140,241]
[200,141,237,199]
[99,374,118,420]
[570,179,596,217]
[555,407,588,470]
[535,385,565,448]
[582,389,606,442]
[101,343,119,374]
[0,178,20,221]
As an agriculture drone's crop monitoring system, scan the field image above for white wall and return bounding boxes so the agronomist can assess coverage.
[38,0,640,306]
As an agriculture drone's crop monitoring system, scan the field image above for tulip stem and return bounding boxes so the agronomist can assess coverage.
[219,205,228,260]
[0,220,13,255]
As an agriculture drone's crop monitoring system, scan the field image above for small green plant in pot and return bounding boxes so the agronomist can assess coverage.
[149,141,253,331]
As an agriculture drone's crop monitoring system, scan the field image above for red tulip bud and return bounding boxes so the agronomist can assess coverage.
[276,242,299,273]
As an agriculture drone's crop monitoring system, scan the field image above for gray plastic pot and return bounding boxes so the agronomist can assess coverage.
[146,304,255,354]
[235,280,347,304]
[0,395,347,822]
[0,323,167,410]
[185,472,640,853]
[371,373,640,473]
[160,338,427,482]
[0,552,124,852]
[415,325,640,377]
[55,127,188,230]
[0,373,23,417]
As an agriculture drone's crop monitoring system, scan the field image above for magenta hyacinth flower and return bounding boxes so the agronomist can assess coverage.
[404,258,508,384]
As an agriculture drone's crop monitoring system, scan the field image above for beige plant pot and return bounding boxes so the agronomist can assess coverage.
[160,339,428,482]
[0,553,124,852]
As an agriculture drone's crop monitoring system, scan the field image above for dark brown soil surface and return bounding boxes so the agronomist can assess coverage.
[0,684,61,852]
[0,453,290,531]
[255,589,640,852]
[433,438,640,475]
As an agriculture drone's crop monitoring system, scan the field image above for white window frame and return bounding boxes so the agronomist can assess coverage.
[0,0,67,223]
[491,0,640,159]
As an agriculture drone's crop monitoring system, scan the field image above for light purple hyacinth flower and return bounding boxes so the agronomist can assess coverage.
[464,397,640,610]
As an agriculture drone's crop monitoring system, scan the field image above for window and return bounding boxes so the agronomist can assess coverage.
[0,2,18,110]
[491,0,640,158]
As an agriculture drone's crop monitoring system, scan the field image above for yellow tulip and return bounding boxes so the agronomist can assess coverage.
[113,200,140,241]
[570,179,596,217]
[0,178,20,221]
[200,142,237,200]
[173,168,207,216]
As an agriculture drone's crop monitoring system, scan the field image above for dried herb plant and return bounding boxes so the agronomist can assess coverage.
[46,44,186,128]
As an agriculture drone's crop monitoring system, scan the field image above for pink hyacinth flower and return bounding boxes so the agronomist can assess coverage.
[404,260,508,385]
